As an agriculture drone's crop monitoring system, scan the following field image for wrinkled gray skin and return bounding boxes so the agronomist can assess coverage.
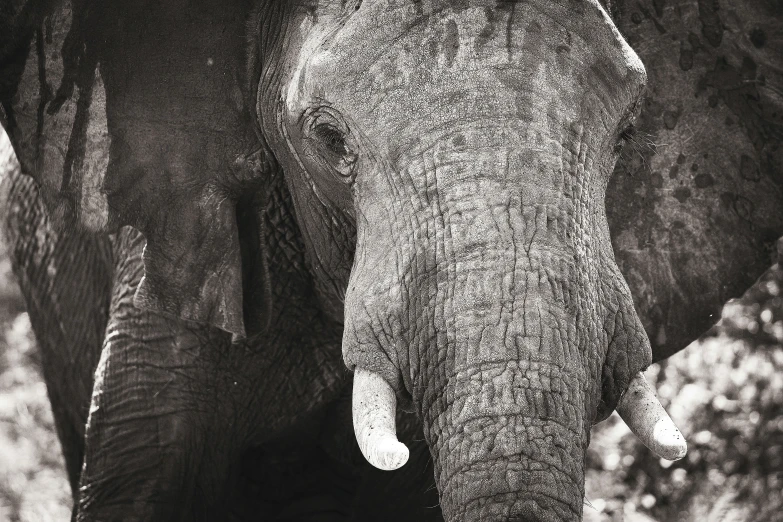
[2,156,443,521]
[1,0,779,520]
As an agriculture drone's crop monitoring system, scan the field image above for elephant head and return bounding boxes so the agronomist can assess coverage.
[247,1,685,519]
[1,0,687,519]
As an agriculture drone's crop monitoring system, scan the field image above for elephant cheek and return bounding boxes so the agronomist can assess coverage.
[595,267,654,422]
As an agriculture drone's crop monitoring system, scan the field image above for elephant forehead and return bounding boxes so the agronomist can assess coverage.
[294,0,645,156]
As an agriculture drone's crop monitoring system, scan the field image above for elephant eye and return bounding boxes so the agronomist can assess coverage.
[314,123,348,156]
[312,122,358,181]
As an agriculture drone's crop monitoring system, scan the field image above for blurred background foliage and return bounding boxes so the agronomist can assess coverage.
[0,139,781,521]
[586,245,783,522]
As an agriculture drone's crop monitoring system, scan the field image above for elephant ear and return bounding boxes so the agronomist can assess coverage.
[117,139,271,340]
[96,0,273,340]
[1,0,271,338]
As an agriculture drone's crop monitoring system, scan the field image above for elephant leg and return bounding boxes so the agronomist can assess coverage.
[0,170,112,497]
[76,228,237,521]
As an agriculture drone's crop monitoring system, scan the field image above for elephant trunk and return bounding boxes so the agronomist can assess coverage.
[427,361,586,521]
[415,240,589,520]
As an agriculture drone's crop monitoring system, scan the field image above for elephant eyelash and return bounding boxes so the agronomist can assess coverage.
[619,124,636,142]
[314,123,349,156]
[613,124,636,154]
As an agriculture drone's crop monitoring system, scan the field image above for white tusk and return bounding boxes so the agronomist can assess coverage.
[352,368,409,471]
[617,371,688,461]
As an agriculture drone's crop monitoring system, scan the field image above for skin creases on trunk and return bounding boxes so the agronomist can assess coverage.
[408,150,596,521]
[345,144,635,519]
[429,363,587,522]
[421,255,590,521]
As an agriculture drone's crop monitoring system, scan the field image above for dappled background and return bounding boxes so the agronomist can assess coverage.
[0,136,782,521]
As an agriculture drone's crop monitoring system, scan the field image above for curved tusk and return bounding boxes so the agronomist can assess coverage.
[352,368,409,471]
[617,372,688,461]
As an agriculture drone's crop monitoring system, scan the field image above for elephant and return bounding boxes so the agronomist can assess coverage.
[1,0,781,520]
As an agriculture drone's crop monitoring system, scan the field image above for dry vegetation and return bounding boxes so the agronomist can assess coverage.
[585,256,783,522]
[0,138,781,521]
[0,217,72,519]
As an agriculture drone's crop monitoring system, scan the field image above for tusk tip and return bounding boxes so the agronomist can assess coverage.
[352,368,407,471]
[655,441,688,461]
[367,437,409,471]
[653,421,688,461]
[618,372,688,462]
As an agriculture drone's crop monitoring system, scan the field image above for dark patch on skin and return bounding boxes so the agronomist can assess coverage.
[652,0,666,18]
[690,162,698,171]
[679,42,693,71]
[672,186,691,202]
[506,2,520,61]
[55,4,101,202]
[496,15,545,122]
[671,220,686,229]
[749,27,767,48]
[676,152,686,164]
[689,32,703,50]
[669,165,679,178]
[476,7,497,49]
[694,172,714,187]
[663,109,680,129]
[635,1,667,34]
[679,33,702,71]
[452,133,466,147]
[59,66,95,195]
[443,19,459,67]
[697,0,723,48]
[740,154,761,181]
[651,171,664,187]
[631,11,643,24]
[702,56,783,155]
[733,194,755,222]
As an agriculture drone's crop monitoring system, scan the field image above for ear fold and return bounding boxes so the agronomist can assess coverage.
[134,193,246,339]
[101,109,267,339]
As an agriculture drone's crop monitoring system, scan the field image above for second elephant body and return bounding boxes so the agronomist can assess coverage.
[2,165,442,521]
